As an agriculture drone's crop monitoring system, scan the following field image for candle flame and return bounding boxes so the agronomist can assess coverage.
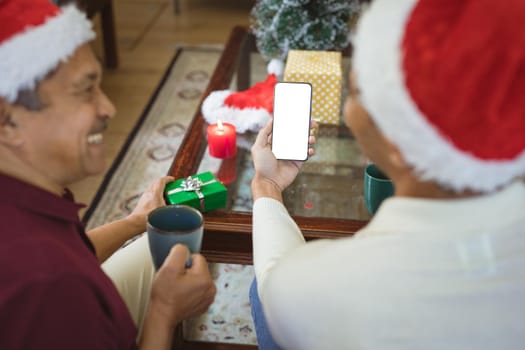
[217,119,224,130]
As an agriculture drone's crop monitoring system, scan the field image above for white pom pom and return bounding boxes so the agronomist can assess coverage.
[267,58,285,78]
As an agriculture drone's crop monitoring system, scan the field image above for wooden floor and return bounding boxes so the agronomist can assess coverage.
[70,0,254,213]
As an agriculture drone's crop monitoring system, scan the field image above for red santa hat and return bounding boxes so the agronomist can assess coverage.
[0,0,95,102]
[353,0,525,193]
[202,71,280,133]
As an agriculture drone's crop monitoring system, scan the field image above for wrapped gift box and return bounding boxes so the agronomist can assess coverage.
[284,50,342,125]
[164,171,227,212]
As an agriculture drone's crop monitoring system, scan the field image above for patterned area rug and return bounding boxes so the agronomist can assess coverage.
[84,46,257,345]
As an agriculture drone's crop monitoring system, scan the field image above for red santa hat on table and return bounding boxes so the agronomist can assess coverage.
[201,66,281,133]
[353,0,525,193]
[0,0,95,102]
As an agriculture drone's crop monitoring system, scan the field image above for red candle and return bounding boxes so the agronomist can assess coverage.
[207,120,237,159]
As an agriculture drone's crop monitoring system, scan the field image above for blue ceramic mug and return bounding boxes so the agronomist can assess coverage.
[147,205,203,269]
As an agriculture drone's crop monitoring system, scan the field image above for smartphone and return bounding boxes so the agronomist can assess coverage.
[271,82,312,161]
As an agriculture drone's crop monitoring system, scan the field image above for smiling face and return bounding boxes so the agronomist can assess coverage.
[9,44,115,191]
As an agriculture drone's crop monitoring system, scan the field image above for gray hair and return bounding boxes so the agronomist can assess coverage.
[11,64,59,111]
[14,89,45,111]
[0,89,44,127]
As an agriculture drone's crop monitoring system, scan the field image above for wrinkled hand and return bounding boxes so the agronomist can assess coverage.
[150,244,216,327]
[251,119,316,193]
[126,176,174,232]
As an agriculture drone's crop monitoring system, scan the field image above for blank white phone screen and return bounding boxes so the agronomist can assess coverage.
[271,82,312,160]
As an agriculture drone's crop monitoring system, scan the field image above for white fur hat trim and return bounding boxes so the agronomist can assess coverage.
[0,5,95,102]
[201,90,272,133]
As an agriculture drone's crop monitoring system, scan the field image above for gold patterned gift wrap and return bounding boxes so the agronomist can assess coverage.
[283,50,343,125]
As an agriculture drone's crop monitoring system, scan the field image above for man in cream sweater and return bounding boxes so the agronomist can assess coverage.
[249,0,525,349]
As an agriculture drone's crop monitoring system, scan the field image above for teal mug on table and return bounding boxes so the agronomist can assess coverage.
[147,205,203,269]
[364,164,394,215]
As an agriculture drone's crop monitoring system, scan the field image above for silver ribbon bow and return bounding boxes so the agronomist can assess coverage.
[180,176,203,192]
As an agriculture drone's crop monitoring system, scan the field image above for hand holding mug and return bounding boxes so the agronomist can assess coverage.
[148,244,216,328]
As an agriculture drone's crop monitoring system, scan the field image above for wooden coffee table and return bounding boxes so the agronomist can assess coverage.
[168,26,370,266]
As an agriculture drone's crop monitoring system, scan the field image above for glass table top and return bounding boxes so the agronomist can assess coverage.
[197,126,370,221]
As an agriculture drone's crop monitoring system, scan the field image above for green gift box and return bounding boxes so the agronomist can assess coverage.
[164,172,227,212]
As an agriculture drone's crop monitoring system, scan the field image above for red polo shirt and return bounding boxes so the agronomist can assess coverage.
[0,174,137,349]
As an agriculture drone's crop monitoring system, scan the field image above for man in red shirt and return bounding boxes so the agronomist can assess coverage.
[0,0,216,349]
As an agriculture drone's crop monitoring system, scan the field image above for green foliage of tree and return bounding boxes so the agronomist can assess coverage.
[251,0,361,60]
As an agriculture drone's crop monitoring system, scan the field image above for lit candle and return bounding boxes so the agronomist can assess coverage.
[207,120,237,159]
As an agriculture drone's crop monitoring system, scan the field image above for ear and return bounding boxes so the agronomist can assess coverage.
[385,139,409,170]
[0,98,23,147]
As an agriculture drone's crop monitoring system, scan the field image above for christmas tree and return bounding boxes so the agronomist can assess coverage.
[251,0,361,61]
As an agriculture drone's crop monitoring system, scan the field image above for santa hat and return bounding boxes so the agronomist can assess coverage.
[0,0,95,102]
[202,63,282,133]
[353,0,525,193]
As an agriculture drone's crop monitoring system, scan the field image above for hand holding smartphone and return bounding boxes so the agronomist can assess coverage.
[271,82,312,161]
